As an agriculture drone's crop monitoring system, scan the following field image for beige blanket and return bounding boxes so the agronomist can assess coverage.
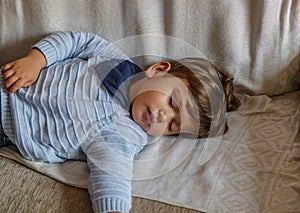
[1,91,299,212]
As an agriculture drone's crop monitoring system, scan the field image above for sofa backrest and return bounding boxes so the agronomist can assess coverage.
[0,0,299,96]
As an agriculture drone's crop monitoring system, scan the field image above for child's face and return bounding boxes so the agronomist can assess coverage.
[129,62,198,136]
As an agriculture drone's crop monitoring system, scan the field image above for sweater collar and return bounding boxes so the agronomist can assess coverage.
[95,59,144,110]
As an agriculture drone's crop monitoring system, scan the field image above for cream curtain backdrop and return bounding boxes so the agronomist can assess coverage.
[0,0,299,95]
[0,0,299,213]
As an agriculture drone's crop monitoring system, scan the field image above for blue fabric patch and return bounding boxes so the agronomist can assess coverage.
[95,59,144,109]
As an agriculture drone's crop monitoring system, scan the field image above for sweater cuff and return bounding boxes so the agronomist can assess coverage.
[93,197,131,213]
[32,41,58,67]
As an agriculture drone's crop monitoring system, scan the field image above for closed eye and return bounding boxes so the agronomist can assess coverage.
[168,119,174,132]
[169,96,174,108]
[168,95,177,133]
[169,95,178,110]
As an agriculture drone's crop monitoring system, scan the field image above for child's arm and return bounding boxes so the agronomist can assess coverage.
[82,124,146,213]
[2,31,128,93]
[84,139,136,213]
[1,48,46,94]
[33,31,128,68]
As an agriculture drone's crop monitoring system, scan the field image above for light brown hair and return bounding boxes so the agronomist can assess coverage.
[168,58,240,138]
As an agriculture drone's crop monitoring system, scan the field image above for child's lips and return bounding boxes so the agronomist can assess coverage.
[146,108,152,126]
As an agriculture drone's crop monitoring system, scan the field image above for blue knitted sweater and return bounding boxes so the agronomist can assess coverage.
[0,31,147,213]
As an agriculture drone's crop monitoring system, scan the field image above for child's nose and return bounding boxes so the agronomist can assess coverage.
[155,109,175,123]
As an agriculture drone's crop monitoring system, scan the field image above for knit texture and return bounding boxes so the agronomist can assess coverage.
[0,31,147,213]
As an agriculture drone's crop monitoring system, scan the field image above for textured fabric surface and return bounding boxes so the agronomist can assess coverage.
[0,156,202,213]
[1,91,299,212]
[0,0,299,96]
[0,0,299,212]
[2,31,148,213]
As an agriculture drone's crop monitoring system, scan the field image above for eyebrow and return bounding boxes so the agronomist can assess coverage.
[173,88,182,108]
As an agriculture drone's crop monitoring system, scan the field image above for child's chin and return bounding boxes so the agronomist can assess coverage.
[137,122,166,136]
[146,129,165,137]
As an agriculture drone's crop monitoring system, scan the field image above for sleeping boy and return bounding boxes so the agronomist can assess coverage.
[0,31,239,213]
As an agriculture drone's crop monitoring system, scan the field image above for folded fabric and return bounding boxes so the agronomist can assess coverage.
[1,91,299,212]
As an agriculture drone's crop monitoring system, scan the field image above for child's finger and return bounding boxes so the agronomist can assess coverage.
[23,80,34,88]
[2,69,15,80]
[2,63,13,72]
[4,75,20,90]
[8,78,26,94]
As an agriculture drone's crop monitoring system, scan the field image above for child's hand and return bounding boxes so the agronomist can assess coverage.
[2,48,47,94]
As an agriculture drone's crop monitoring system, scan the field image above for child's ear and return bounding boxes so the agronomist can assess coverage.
[145,61,171,78]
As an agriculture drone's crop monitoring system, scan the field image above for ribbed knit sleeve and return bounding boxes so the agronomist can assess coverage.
[87,158,132,213]
[32,31,128,67]
[82,119,147,213]
[7,30,147,212]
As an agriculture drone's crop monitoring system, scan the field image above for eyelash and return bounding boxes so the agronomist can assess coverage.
[168,96,174,132]
[168,120,174,132]
[169,96,174,108]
